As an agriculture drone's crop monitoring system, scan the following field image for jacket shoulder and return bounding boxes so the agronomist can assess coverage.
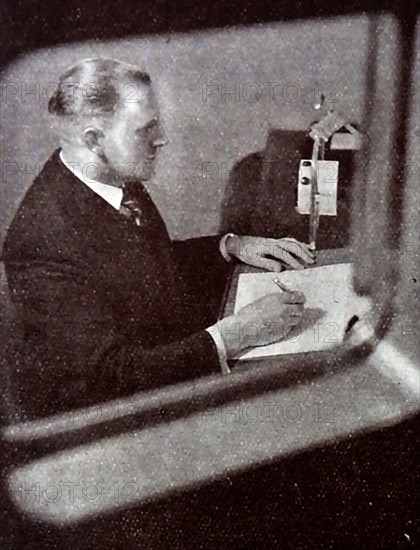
[2,151,78,261]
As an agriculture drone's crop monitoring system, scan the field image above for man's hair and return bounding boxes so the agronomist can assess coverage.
[48,57,151,118]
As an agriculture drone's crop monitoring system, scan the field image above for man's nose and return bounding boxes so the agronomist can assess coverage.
[152,127,167,149]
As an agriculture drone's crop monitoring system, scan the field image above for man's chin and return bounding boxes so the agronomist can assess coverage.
[139,165,156,182]
[138,171,153,182]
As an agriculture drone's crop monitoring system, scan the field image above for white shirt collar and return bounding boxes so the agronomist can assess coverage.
[60,151,123,210]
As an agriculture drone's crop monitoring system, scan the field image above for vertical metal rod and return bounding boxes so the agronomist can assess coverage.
[319,139,325,161]
[309,137,324,254]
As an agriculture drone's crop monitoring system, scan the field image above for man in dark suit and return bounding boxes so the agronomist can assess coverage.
[2,58,313,419]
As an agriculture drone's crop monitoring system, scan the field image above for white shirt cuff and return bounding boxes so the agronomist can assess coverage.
[219,233,236,262]
[205,326,231,374]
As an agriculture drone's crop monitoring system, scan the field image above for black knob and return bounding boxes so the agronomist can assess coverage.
[301,177,310,185]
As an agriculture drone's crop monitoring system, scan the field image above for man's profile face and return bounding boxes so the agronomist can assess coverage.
[101,83,164,183]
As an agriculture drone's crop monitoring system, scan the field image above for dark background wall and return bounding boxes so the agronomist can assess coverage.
[0,14,376,242]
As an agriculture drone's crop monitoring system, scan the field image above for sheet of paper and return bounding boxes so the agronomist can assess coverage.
[233,263,371,360]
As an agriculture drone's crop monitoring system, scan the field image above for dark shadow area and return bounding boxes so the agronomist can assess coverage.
[219,129,356,250]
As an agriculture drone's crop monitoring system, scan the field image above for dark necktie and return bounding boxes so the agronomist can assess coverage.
[120,182,143,226]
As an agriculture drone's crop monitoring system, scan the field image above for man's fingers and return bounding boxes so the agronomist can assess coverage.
[273,249,305,270]
[270,291,306,304]
[240,237,314,270]
[284,304,304,316]
[282,237,315,254]
[280,290,306,304]
[280,239,315,263]
[276,239,315,264]
[287,315,303,327]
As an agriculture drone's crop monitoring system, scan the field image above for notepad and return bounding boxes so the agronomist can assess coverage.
[233,263,372,360]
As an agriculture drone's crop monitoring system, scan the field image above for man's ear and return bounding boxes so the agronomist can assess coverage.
[83,127,105,154]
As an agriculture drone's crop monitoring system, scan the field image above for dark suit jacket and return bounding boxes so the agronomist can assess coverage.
[2,150,232,418]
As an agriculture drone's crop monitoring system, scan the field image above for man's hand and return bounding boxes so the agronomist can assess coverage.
[215,291,306,358]
[225,235,315,271]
